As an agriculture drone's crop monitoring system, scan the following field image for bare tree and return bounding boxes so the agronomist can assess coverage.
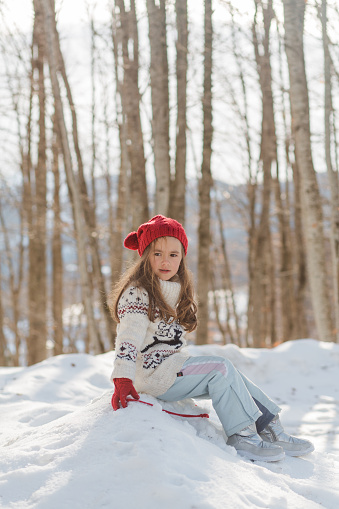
[147,0,171,215]
[0,261,5,365]
[283,0,334,341]
[51,115,63,356]
[170,0,188,225]
[209,252,228,344]
[90,12,98,214]
[26,6,47,365]
[0,45,26,365]
[0,194,24,366]
[52,10,112,349]
[9,42,36,365]
[291,157,309,339]
[215,195,241,345]
[251,0,301,345]
[249,0,276,347]
[115,0,149,231]
[225,3,259,347]
[36,0,103,353]
[107,3,131,340]
[276,18,308,340]
[320,0,339,342]
[197,0,213,345]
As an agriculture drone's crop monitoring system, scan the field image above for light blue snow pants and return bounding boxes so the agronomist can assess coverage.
[157,356,281,437]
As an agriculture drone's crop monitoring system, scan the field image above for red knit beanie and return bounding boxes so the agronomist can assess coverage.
[124,215,188,257]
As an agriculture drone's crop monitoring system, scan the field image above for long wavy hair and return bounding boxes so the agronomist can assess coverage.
[108,238,198,332]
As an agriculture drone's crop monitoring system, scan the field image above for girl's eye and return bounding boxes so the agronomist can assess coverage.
[170,254,177,257]
[154,252,161,256]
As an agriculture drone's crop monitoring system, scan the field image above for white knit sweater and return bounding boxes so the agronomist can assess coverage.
[111,279,190,397]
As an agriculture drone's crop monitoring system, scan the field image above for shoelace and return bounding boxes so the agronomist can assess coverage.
[112,395,209,418]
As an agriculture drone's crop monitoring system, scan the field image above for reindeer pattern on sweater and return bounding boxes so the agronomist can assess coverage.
[111,280,190,397]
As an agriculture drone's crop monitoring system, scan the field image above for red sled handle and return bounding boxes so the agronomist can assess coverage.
[111,394,209,418]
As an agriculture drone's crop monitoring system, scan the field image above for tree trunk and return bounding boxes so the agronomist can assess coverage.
[272,174,297,341]
[102,79,119,297]
[0,262,5,365]
[209,256,228,344]
[254,0,297,344]
[321,0,339,342]
[250,0,275,347]
[37,0,102,353]
[52,115,64,356]
[52,12,111,350]
[283,0,334,341]
[147,0,171,216]
[228,5,256,347]
[291,159,309,338]
[170,0,188,225]
[196,0,213,345]
[215,196,241,345]
[20,41,34,364]
[90,15,98,215]
[108,7,132,342]
[246,180,257,347]
[27,6,47,365]
[0,196,24,365]
[277,30,308,339]
[115,0,149,231]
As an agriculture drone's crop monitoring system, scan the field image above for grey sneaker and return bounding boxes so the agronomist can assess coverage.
[227,423,285,462]
[260,415,314,457]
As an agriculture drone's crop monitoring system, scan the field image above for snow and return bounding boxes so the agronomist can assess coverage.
[1,339,339,509]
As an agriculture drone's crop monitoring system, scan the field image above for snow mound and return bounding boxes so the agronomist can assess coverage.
[1,340,339,509]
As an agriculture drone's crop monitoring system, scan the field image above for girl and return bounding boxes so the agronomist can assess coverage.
[109,215,314,462]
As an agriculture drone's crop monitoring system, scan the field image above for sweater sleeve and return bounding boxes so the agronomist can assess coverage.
[111,285,150,382]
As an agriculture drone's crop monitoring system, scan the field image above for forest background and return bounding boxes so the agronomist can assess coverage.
[0,0,339,367]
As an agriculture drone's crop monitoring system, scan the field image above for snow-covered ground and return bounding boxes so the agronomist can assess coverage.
[1,339,339,509]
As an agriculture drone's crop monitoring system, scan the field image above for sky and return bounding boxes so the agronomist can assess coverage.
[1,338,339,508]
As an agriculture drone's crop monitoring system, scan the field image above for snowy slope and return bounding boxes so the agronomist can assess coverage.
[1,339,339,509]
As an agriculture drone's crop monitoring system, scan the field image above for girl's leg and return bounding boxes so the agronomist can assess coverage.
[158,355,279,437]
[253,398,276,434]
[233,368,314,456]
[236,369,281,420]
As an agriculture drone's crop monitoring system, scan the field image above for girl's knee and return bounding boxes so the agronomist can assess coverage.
[217,356,235,367]
[209,356,235,378]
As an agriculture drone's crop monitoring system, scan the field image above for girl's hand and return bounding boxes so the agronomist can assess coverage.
[112,378,140,410]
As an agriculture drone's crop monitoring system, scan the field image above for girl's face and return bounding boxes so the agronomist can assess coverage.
[149,237,183,281]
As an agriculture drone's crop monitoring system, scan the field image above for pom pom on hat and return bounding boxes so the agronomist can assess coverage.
[123,231,139,251]
[123,215,188,257]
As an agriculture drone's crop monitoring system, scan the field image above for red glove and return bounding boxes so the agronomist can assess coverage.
[112,378,139,410]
